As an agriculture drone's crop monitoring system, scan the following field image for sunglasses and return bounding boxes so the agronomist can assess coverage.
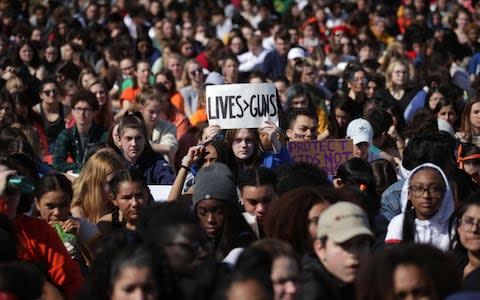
[42,89,57,96]
[190,69,202,76]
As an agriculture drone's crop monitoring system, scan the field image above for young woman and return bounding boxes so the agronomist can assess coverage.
[457,143,480,185]
[97,170,151,236]
[458,97,480,145]
[86,77,114,130]
[71,148,127,224]
[192,163,255,260]
[155,68,185,114]
[456,192,480,279]
[222,54,240,84]
[433,97,460,129]
[35,174,97,271]
[180,59,204,120]
[11,40,45,81]
[134,88,178,164]
[385,163,455,251]
[32,79,65,154]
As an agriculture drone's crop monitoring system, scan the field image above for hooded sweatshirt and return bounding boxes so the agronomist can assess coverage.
[385,163,455,251]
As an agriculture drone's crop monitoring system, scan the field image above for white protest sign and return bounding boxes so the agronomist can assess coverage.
[206,83,279,129]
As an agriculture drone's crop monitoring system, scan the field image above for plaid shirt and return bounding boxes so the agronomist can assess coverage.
[53,123,108,173]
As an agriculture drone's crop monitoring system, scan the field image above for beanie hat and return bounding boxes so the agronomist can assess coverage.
[192,163,237,206]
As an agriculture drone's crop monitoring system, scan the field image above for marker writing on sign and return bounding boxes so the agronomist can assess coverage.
[208,93,277,119]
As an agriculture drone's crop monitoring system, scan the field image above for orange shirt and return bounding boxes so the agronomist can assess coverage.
[170,91,185,114]
[190,108,207,126]
[14,214,84,300]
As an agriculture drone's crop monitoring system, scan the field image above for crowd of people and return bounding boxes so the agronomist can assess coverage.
[3,0,480,299]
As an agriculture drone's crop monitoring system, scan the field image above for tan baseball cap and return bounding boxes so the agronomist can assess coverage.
[317,202,374,243]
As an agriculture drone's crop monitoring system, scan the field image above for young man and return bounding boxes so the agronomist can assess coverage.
[286,108,318,141]
[259,30,291,79]
[237,167,277,238]
[346,118,373,161]
[53,89,108,173]
[300,201,373,300]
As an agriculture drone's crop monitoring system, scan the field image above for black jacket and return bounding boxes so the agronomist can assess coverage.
[299,252,355,300]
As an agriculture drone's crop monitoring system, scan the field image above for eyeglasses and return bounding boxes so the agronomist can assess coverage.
[459,217,480,231]
[408,185,445,198]
[190,69,202,76]
[73,107,92,115]
[42,89,57,96]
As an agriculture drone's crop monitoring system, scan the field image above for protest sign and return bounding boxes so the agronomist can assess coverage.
[287,139,354,175]
[206,83,279,128]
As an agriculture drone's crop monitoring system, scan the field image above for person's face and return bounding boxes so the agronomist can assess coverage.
[437,104,457,126]
[457,12,469,29]
[102,173,114,202]
[163,223,212,274]
[301,66,316,85]
[62,44,73,60]
[271,256,299,300]
[35,190,70,222]
[358,46,374,62]
[0,101,12,122]
[287,115,317,141]
[391,64,408,87]
[468,28,478,43]
[86,4,98,21]
[31,29,42,42]
[182,22,194,38]
[167,58,182,79]
[240,184,276,225]
[291,95,308,109]
[307,202,330,241]
[90,83,107,106]
[275,38,289,56]
[232,129,256,160]
[44,46,58,63]
[120,59,135,78]
[181,42,194,58]
[230,37,243,55]
[110,266,157,300]
[334,108,350,128]
[223,59,238,79]
[188,63,203,83]
[241,26,253,41]
[470,102,480,131]
[202,145,218,168]
[40,83,58,104]
[352,142,369,160]
[340,37,352,55]
[120,128,146,163]
[72,100,94,127]
[458,205,480,253]
[163,22,175,39]
[428,92,445,110]
[19,44,33,63]
[140,100,162,127]
[155,74,172,91]
[136,62,151,85]
[196,199,225,239]
[112,181,146,226]
[393,264,431,300]
[408,169,445,220]
[348,71,367,94]
[316,235,371,283]
[137,40,150,54]
[80,73,94,89]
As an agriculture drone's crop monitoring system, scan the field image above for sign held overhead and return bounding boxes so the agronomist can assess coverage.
[206,83,279,129]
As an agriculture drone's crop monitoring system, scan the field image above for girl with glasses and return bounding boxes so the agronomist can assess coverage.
[385,163,456,251]
[180,59,204,120]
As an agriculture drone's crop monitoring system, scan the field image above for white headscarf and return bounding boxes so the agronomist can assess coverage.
[385,163,455,251]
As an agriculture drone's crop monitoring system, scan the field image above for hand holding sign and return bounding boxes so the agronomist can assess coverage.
[206,83,279,129]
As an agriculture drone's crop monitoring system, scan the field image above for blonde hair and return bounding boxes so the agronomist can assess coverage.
[5,76,24,92]
[385,58,410,90]
[180,59,201,87]
[71,148,126,223]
